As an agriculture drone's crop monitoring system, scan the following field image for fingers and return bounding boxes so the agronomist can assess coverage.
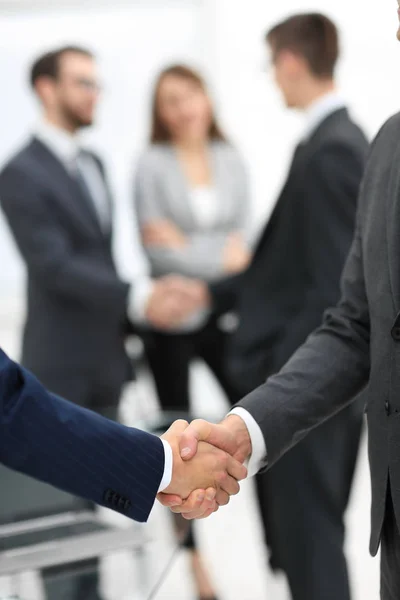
[180,488,218,520]
[157,492,182,508]
[167,488,217,519]
[162,276,208,307]
[227,456,248,481]
[183,504,219,520]
[218,473,240,497]
[146,277,209,330]
[215,489,230,506]
[179,420,237,461]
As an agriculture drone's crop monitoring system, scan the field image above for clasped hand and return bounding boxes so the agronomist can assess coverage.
[145,275,208,330]
[159,416,252,519]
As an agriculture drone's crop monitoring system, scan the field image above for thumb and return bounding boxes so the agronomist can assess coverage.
[179,419,237,460]
[179,419,206,460]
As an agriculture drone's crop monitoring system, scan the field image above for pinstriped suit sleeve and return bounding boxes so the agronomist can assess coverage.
[0,349,164,522]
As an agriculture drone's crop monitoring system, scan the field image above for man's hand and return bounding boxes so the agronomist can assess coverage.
[179,416,252,463]
[159,419,247,505]
[222,232,251,274]
[142,220,187,249]
[158,416,252,518]
[145,275,207,329]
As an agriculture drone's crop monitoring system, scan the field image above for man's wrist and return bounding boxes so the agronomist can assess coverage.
[228,407,267,477]
[221,414,252,463]
[127,277,155,324]
[158,439,173,492]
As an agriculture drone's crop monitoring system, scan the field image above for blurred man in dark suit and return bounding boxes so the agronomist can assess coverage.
[211,15,368,599]
[161,13,369,600]
[0,46,201,600]
[163,7,400,599]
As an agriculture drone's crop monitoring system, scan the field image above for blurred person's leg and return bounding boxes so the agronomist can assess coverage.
[256,401,363,600]
[143,331,192,412]
[195,318,242,406]
[380,481,400,600]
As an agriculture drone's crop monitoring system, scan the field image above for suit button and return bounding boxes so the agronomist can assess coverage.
[385,401,390,415]
[104,489,113,504]
[392,325,400,341]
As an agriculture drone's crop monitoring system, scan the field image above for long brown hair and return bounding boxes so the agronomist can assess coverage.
[150,64,225,144]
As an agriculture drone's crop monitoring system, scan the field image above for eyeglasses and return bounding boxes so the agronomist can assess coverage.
[74,77,102,93]
[62,75,103,93]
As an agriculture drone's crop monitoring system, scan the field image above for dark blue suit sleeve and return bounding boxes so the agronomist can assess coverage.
[0,348,164,522]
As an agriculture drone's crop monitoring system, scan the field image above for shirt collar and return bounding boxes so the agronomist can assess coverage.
[35,120,80,168]
[302,91,346,141]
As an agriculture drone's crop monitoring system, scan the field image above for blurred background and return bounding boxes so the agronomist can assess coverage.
[0,0,397,598]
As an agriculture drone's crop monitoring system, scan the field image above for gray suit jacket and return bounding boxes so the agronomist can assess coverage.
[135,142,249,281]
[239,112,400,557]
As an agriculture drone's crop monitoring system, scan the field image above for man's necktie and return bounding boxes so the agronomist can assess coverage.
[71,153,110,233]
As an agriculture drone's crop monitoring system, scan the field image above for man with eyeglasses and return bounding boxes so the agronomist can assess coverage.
[0,45,202,600]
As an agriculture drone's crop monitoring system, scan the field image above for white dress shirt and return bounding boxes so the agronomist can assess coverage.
[35,122,172,491]
[229,91,348,478]
[302,90,346,141]
[189,185,219,229]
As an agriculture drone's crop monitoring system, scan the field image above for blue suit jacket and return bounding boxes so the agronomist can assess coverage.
[0,348,164,522]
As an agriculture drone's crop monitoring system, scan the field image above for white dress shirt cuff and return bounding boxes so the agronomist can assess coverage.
[228,407,267,477]
[127,277,154,323]
[158,439,173,492]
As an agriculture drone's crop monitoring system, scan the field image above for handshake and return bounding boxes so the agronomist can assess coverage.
[158,415,252,519]
[145,275,209,330]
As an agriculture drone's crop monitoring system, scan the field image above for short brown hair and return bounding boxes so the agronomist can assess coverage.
[30,46,93,88]
[266,13,339,79]
[150,64,225,144]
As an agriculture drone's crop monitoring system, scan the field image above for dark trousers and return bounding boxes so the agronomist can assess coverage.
[256,400,363,600]
[143,318,239,413]
[143,318,239,550]
[381,480,400,599]
[37,371,121,600]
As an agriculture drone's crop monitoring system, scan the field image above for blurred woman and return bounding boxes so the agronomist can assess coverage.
[134,65,251,600]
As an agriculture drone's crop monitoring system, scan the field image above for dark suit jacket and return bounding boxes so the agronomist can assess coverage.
[0,138,132,384]
[237,112,400,556]
[0,348,164,522]
[210,108,369,394]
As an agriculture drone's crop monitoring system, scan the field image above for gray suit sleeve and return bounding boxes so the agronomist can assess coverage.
[239,206,370,469]
[0,166,129,316]
[135,151,249,281]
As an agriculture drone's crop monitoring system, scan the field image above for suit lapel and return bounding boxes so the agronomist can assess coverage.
[30,138,103,238]
[386,137,400,312]
[252,141,307,257]
[252,108,350,260]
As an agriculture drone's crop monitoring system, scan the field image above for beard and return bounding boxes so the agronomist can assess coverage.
[60,102,94,130]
